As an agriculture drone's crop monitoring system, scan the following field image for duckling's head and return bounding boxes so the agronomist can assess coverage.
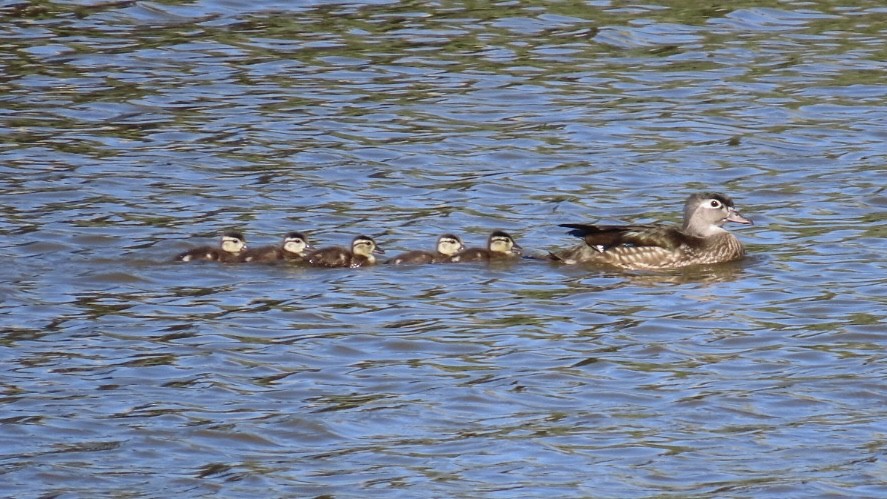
[683,193,753,237]
[352,235,385,258]
[488,230,521,255]
[221,231,247,253]
[436,234,464,256]
[282,232,311,256]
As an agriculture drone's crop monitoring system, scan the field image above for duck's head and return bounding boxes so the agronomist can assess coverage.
[282,232,311,256]
[683,193,753,237]
[221,231,247,253]
[352,235,385,257]
[436,234,464,256]
[488,230,522,255]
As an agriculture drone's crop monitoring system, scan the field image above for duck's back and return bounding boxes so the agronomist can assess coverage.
[239,246,284,263]
[177,246,240,262]
[176,246,217,262]
[307,247,351,268]
[448,248,491,263]
[555,223,743,269]
[387,250,436,265]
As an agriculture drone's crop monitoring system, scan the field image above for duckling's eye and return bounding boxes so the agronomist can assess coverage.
[710,200,721,208]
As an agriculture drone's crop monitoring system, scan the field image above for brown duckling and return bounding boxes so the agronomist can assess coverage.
[176,231,246,263]
[447,230,522,263]
[386,234,464,265]
[306,235,385,268]
[550,192,753,270]
[239,232,312,263]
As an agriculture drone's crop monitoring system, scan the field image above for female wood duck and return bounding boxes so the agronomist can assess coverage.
[550,192,753,270]
[176,231,246,262]
[239,232,312,263]
[306,235,385,268]
[386,234,464,265]
[447,230,522,262]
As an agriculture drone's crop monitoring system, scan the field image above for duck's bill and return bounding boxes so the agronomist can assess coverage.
[727,210,753,225]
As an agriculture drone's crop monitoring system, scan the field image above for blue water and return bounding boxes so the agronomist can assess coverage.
[2,1,887,496]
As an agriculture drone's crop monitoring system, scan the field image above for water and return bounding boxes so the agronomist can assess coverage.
[3,1,887,496]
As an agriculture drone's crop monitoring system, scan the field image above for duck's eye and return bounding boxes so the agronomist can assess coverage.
[710,200,721,208]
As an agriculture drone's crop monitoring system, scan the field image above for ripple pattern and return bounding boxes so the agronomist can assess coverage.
[2,1,887,497]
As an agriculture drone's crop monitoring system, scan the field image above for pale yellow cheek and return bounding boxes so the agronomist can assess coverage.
[490,242,509,253]
[284,242,305,254]
[222,241,244,253]
[439,242,461,255]
[353,245,368,256]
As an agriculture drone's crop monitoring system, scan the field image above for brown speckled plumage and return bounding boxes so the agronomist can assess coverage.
[176,231,246,263]
[448,230,522,263]
[551,193,752,270]
[307,235,384,268]
[387,234,464,265]
[240,232,311,263]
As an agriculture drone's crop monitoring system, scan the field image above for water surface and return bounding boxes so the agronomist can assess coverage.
[2,1,887,496]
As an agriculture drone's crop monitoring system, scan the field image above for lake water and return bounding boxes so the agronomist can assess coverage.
[3,1,887,496]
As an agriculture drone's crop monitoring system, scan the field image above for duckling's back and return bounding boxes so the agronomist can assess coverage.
[306,247,351,268]
[447,248,492,263]
[387,250,436,265]
[177,247,239,263]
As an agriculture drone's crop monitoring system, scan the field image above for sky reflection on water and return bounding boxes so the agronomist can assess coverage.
[2,1,887,497]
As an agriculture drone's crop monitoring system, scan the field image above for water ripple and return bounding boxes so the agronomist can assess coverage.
[2,0,887,497]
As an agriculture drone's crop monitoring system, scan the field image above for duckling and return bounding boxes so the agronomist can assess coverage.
[306,235,385,268]
[239,232,312,263]
[386,234,465,265]
[550,192,753,270]
[447,230,522,263]
[175,231,246,262]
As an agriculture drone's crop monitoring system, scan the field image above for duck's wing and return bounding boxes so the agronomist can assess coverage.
[240,246,283,263]
[306,247,351,267]
[176,246,220,262]
[386,250,435,265]
[559,223,687,251]
[447,248,490,263]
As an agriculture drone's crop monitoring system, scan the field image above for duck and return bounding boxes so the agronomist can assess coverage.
[239,232,312,263]
[386,234,465,265]
[175,231,246,262]
[549,192,753,270]
[447,230,522,262]
[306,235,385,268]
